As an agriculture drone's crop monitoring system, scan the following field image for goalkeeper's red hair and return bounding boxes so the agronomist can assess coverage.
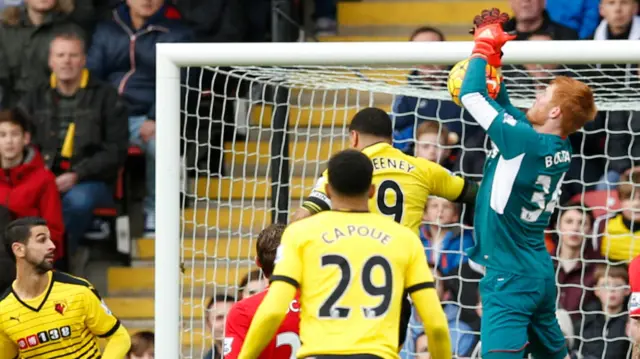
[551,76,597,136]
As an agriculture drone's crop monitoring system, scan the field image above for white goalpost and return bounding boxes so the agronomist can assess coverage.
[155,40,640,358]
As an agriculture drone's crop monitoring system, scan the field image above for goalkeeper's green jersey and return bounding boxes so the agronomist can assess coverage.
[459,58,572,278]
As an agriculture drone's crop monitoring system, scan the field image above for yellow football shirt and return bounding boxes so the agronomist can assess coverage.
[302,142,466,233]
[0,271,122,359]
[271,210,434,359]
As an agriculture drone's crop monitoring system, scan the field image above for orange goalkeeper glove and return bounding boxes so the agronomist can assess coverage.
[470,8,516,68]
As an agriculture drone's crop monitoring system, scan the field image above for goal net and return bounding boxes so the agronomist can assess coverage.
[155,41,640,359]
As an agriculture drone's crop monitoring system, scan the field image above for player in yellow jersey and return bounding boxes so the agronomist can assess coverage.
[0,217,131,359]
[292,107,478,233]
[238,149,452,359]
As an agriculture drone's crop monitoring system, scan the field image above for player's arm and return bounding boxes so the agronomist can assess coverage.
[238,228,302,359]
[0,330,18,359]
[405,233,452,359]
[223,303,249,359]
[294,172,331,222]
[83,287,131,358]
[419,159,478,206]
[459,57,535,160]
[494,77,526,121]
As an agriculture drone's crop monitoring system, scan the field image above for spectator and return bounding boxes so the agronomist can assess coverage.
[175,0,246,42]
[420,196,474,276]
[546,0,600,38]
[238,268,267,300]
[0,0,90,109]
[402,271,475,358]
[127,331,154,359]
[204,294,236,359]
[413,120,457,170]
[392,27,484,175]
[592,0,640,40]
[504,0,579,40]
[19,33,129,275]
[601,169,640,261]
[315,0,337,36]
[0,108,64,260]
[575,264,631,359]
[553,201,599,320]
[414,332,430,359]
[590,0,640,189]
[87,0,192,236]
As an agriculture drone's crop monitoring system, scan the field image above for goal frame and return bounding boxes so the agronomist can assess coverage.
[154,40,640,358]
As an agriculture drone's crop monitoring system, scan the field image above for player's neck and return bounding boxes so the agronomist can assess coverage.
[533,121,564,137]
[357,137,391,150]
[14,265,51,299]
[330,197,370,213]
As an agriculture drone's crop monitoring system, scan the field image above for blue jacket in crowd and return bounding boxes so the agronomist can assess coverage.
[87,3,192,120]
[419,225,474,276]
[546,0,600,39]
[401,304,475,358]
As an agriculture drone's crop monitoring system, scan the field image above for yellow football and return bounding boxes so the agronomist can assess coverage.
[447,58,501,107]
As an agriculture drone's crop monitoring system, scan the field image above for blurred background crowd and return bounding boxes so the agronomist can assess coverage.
[0,0,638,358]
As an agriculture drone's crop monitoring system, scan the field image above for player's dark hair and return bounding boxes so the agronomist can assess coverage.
[327,149,373,197]
[4,217,47,262]
[206,294,236,310]
[128,331,154,357]
[256,223,285,278]
[348,107,393,139]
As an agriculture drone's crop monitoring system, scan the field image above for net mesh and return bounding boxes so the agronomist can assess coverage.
[178,63,639,358]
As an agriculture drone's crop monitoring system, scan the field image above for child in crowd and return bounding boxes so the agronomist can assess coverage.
[601,168,640,261]
[401,270,475,358]
[575,264,630,358]
[413,120,457,169]
[413,332,430,359]
[420,196,474,276]
[238,269,268,300]
[127,331,154,359]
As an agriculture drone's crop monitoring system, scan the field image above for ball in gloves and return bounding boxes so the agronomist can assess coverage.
[447,58,501,107]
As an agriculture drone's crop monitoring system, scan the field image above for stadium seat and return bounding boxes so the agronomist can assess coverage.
[89,146,145,259]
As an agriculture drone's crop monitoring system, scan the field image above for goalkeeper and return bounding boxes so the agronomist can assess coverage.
[459,8,597,359]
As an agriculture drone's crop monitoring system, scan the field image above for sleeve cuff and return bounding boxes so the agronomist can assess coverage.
[269,275,300,289]
[406,282,434,294]
[97,319,121,338]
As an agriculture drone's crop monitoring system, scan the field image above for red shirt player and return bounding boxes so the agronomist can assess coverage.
[223,224,301,359]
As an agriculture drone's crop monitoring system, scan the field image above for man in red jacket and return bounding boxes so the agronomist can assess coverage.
[0,108,65,293]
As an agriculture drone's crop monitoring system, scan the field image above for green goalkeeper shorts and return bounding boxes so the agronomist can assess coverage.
[480,269,568,359]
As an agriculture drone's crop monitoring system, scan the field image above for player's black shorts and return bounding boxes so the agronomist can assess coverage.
[304,355,383,359]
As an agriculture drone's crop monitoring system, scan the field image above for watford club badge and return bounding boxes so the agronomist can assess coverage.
[54,302,66,315]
